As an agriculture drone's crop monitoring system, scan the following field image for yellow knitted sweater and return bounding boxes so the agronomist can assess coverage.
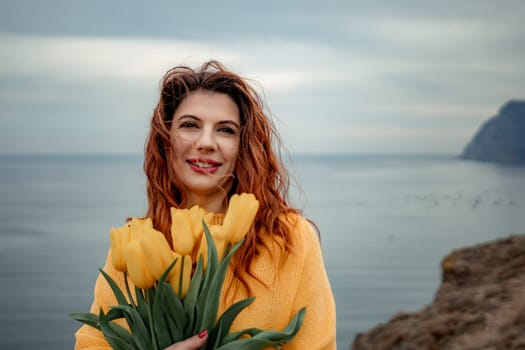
[74,214,336,349]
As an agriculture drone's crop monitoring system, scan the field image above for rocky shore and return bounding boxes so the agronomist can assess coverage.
[352,234,525,350]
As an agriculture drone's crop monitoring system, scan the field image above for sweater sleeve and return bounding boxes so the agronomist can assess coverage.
[74,250,123,350]
[286,217,337,350]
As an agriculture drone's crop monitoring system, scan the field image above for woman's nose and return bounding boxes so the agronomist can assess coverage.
[194,128,216,151]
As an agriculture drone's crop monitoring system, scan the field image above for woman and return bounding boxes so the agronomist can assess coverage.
[75,61,336,349]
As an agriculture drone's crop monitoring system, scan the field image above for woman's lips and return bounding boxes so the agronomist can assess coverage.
[187,159,221,174]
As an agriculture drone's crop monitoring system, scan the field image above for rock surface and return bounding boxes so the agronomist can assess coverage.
[462,100,525,164]
[352,234,525,350]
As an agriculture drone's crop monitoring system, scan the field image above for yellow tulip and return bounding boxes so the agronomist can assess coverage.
[139,229,176,280]
[125,240,156,289]
[196,231,209,269]
[109,225,131,272]
[170,208,196,256]
[168,254,192,298]
[196,224,227,267]
[129,218,154,240]
[222,193,259,243]
[209,225,228,261]
[188,205,208,239]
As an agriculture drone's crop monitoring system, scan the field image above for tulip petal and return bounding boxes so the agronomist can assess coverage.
[125,240,155,289]
[188,205,207,239]
[171,208,196,256]
[140,230,175,280]
[129,218,153,240]
[109,225,130,272]
[208,225,227,261]
[222,193,260,243]
[169,254,192,298]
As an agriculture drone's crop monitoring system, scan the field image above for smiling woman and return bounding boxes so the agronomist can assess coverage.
[74,60,336,350]
[170,90,241,214]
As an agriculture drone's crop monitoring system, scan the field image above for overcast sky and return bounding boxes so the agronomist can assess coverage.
[1,0,524,154]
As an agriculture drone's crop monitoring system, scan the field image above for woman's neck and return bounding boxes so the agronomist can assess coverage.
[186,192,227,214]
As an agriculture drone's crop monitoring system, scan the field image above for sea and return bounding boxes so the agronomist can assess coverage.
[1,153,524,349]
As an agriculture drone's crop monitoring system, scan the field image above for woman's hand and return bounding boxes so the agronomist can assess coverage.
[163,329,208,350]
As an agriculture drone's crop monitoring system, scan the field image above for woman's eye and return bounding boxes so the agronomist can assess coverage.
[180,121,198,129]
[218,127,236,135]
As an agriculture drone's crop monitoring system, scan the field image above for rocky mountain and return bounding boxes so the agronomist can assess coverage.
[351,234,525,350]
[462,100,525,164]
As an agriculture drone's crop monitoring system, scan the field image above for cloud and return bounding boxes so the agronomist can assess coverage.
[1,5,524,156]
[0,34,240,83]
[0,34,354,102]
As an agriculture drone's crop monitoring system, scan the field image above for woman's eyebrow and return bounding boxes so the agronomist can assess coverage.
[177,114,200,121]
[177,114,240,129]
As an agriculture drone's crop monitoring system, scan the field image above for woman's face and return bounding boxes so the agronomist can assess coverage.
[169,90,241,206]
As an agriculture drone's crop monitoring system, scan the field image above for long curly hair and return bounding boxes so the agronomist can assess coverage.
[143,60,302,287]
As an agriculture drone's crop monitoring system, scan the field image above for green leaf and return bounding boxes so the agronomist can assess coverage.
[255,307,306,343]
[95,302,138,347]
[146,281,186,343]
[213,297,255,345]
[152,260,184,344]
[152,282,173,348]
[134,287,149,323]
[113,305,153,350]
[200,221,219,293]
[123,272,136,308]
[217,308,306,350]
[146,289,160,350]
[215,337,275,350]
[194,224,216,331]
[106,307,127,321]
[198,238,244,332]
[207,323,223,350]
[193,299,203,338]
[99,268,129,306]
[158,256,179,284]
[99,308,136,350]
[183,255,204,333]
[164,313,178,344]
[220,328,262,344]
[160,281,188,336]
[69,312,101,330]
[165,311,184,343]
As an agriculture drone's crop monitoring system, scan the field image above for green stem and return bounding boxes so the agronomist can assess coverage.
[123,272,135,307]
[179,257,185,297]
[147,289,159,350]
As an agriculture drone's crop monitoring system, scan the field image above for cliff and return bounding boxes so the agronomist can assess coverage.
[462,100,525,164]
[352,234,525,350]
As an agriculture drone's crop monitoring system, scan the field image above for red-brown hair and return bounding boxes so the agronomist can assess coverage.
[144,60,302,287]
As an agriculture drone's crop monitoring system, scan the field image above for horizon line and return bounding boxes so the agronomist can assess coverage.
[0,151,459,157]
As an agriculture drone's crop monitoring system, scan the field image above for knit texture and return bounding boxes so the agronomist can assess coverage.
[74,214,336,349]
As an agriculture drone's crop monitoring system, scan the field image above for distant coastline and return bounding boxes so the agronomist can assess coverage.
[461,100,525,164]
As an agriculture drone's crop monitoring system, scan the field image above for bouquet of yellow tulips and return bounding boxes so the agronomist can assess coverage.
[70,193,306,350]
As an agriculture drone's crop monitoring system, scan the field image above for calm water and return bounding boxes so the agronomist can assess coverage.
[0,154,524,349]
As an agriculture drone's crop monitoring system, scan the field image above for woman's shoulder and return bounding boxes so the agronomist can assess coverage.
[278,212,321,253]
